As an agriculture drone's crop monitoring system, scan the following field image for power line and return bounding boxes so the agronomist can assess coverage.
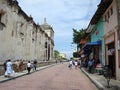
[84,0,93,19]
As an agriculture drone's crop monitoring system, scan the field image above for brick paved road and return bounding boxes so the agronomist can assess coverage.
[0,62,98,90]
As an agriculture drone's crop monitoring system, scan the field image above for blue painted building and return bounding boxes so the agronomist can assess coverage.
[89,19,105,65]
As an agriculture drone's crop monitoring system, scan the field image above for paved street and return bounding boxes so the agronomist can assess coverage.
[0,62,98,90]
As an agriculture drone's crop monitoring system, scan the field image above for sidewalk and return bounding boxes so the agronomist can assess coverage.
[81,68,120,90]
[0,64,56,83]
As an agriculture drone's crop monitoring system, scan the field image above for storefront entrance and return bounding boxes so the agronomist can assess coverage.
[107,42,115,78]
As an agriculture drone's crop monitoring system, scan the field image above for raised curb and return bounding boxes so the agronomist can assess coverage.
[81,68,105,90]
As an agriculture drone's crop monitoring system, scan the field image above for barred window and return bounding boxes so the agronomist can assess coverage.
[104,15,107,22]
[0,14,1,21]
[110,7,113,15]
[107,11,110,19]
[0,9,6,30]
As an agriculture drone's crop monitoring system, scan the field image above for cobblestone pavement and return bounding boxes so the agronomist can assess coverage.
[0,62,98,90]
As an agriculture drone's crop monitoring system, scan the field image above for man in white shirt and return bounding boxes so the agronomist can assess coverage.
[69,60,73,69]
[27,61,32,74]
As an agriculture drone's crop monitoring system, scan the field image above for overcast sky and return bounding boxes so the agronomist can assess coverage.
[17,0,100,59]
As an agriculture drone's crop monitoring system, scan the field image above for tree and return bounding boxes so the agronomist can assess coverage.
[72,28,86,49]
[73,52,80,58]
[54,50,59,59]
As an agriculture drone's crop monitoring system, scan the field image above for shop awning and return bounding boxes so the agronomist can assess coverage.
[85,40,101,45]
[82,49,91,55]
[82,40,102,55]
[83,40,102,49]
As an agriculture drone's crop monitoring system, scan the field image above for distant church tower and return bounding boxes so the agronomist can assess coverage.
[40,18,54,61]
[40,18,54,40]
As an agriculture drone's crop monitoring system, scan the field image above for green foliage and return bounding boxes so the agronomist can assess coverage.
[72,28,86,49]
[73,52,80,58]
[70,57,74,60]
[54,50,59,59]
[72,28,86,44]
[54,50,67,61]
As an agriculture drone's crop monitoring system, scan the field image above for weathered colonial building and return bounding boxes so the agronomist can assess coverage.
[82,0,120,80]
[0,0,54,62]
[102,0,119,80]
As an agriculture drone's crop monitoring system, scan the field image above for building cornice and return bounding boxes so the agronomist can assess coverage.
[90,0,113,25]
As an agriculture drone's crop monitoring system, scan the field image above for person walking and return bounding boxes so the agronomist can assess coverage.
[33,60,37,71]
[74,60,78,69]
[68,60,73,69]
[6,59,13,78]
[88,58,94,73]
[27,61,32,74]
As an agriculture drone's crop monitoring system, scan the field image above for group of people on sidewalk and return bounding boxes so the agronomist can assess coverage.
[81,57,103,74]
[3,59,38,77]
[68,57,103,75]
[27,60,37,74]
